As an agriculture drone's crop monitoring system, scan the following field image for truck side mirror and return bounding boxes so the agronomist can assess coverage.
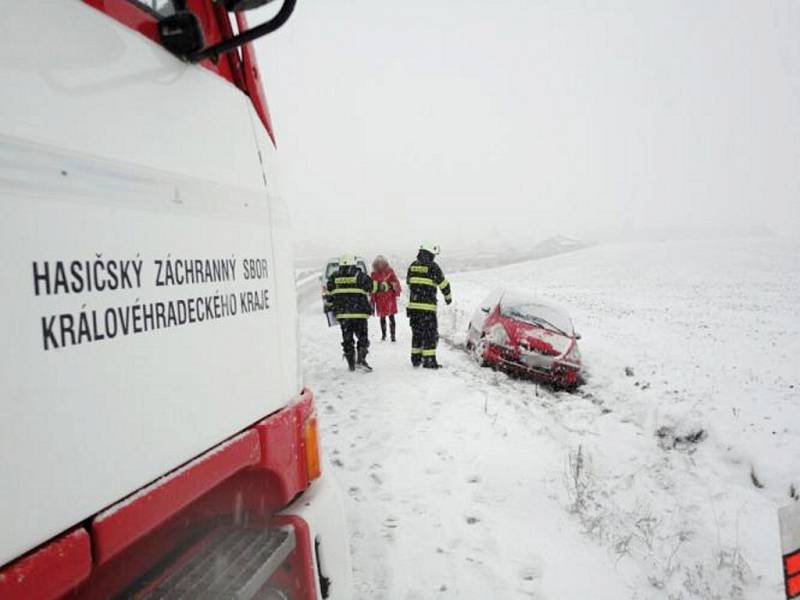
[192,0,296,63]
[223,0,279,9]
[158,0,296,63]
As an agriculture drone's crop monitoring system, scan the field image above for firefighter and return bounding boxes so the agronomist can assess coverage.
[327,253,392,372]
[406,242,452,369]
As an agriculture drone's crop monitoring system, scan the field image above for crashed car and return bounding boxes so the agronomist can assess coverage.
[466,289,582,388]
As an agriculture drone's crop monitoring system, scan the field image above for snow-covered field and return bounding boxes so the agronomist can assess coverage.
[299,238,800,599]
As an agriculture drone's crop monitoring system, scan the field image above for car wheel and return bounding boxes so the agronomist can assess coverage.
[475,336,490,367]
[465,326,475,350]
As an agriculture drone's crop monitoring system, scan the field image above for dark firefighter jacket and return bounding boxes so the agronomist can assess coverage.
[326,266,391,319]
[406,249,452,312]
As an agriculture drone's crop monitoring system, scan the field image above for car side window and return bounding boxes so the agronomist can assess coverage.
[130,1,178,17]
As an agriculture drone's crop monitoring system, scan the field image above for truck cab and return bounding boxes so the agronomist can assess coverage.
[0,2,351,598]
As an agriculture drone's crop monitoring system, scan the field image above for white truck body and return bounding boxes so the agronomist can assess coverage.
[0,1,299,568]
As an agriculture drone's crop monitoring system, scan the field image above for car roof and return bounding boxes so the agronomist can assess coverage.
[324,257,368,276]
[498,289,566,313]
[326,256,366,264]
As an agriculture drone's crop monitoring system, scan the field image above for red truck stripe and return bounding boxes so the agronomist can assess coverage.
[788,550,800,578]
[92,429,261,564]
[787,550,800,599]
[0,528,91,600]
[788,573,800,599]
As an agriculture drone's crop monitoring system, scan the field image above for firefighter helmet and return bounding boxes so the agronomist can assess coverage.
[338,253,357,267]
[420,242,440,256]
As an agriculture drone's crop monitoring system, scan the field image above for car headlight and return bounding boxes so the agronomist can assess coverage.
[486,324,510,346]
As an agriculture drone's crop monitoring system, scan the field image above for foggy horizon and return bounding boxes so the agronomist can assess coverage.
[255,1,800,261]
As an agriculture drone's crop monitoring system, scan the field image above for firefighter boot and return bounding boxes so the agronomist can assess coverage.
[356,348,372,372]
[423,355,442,369]
[344,351,356,371]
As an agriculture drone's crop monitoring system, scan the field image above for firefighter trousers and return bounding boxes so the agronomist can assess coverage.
[340,318,369,359]
[408,311,438,365]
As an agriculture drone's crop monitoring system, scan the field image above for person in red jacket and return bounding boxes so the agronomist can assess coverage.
[370,255,401,342]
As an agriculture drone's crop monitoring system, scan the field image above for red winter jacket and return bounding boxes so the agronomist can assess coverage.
[370,268,401,317]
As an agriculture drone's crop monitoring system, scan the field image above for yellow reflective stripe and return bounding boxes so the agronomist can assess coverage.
[421,349,437,357]
[337,313,370,319]
[331,288,368,295]
[438,278,450,290]
[411,348,423,355]
[408,277,436,287]
[410,265,429,273]
[407,302,437,312]
[335,276,358,284]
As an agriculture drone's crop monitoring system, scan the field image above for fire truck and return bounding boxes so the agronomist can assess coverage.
[0,1,352,598]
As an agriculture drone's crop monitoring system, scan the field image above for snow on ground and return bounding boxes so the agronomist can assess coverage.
[299,237,800,600]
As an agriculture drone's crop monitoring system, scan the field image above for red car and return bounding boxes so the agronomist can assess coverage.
[466,289,583,388]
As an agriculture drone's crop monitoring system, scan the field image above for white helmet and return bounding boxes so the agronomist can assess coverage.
[338,253,357,267]
[420,241,440,255]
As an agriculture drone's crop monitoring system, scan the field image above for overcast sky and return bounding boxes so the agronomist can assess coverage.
[254,0,799,259]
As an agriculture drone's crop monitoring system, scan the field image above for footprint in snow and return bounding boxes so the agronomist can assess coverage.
[384,516,399,528]
[382,516,399,541]
[519,566,541,582]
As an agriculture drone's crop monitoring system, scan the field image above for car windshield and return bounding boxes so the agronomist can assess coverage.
[499,294,573,336]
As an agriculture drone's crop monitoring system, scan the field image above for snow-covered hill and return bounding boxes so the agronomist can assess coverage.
[299,237,800,599]
[444,235,592,273]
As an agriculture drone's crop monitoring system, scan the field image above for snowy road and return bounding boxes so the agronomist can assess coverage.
[299,238,799,600]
